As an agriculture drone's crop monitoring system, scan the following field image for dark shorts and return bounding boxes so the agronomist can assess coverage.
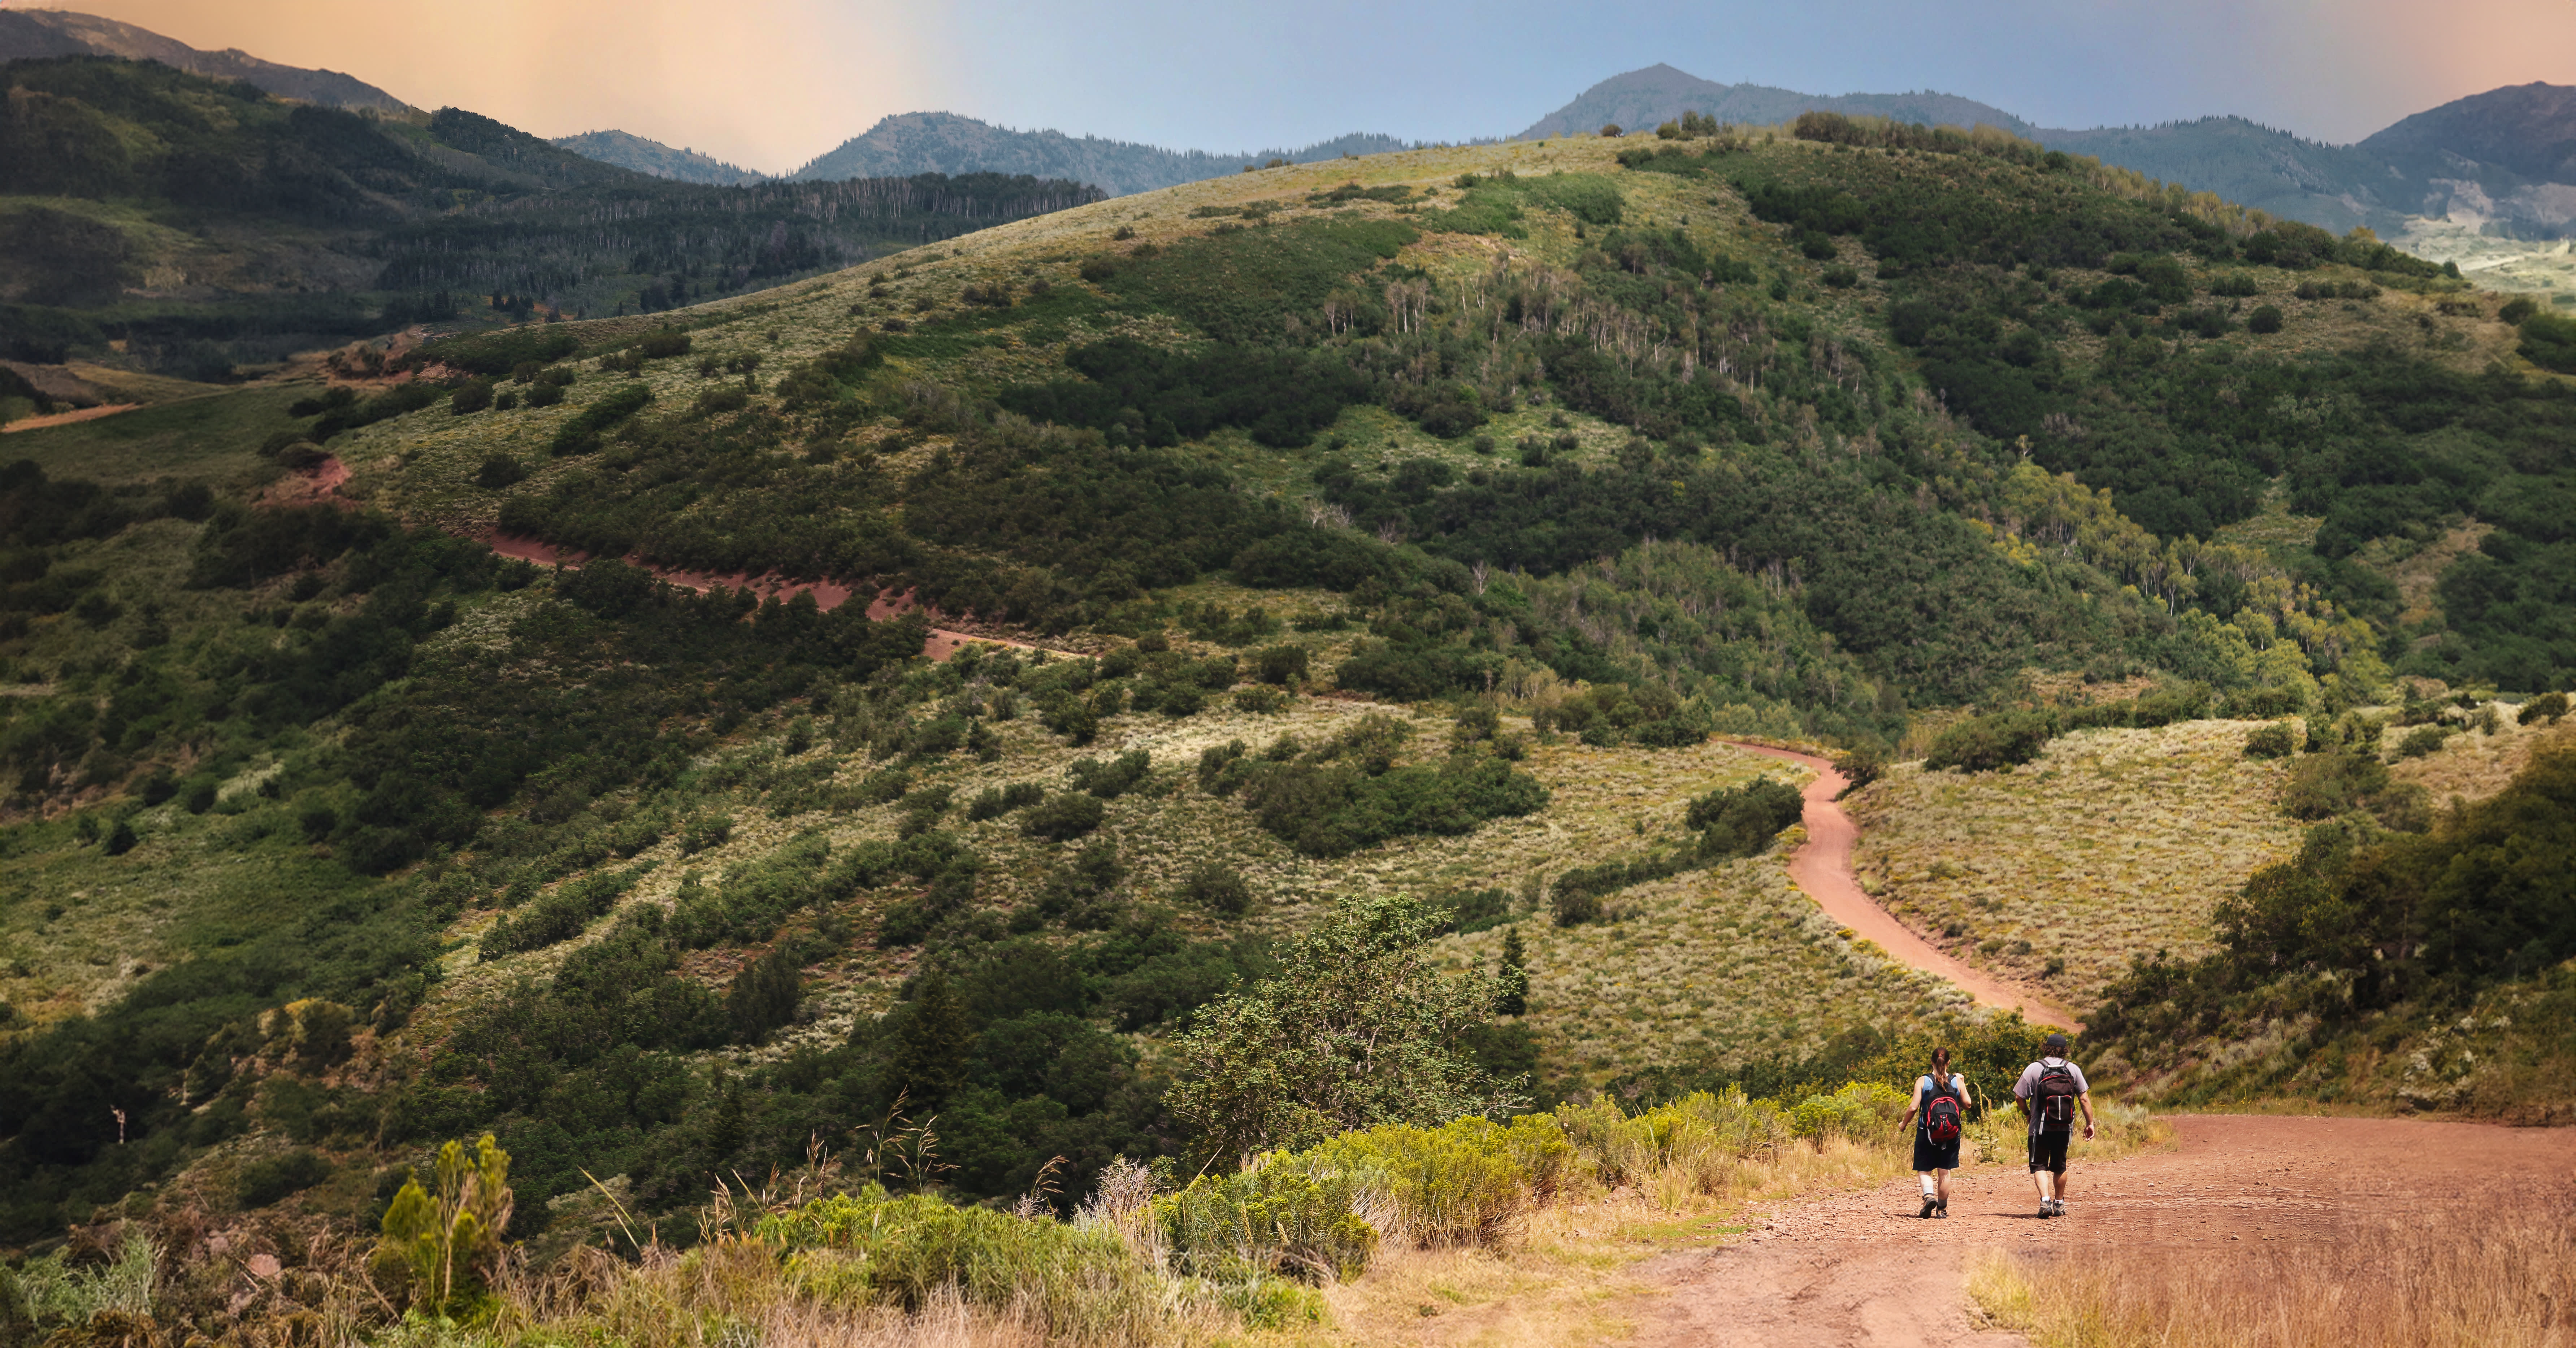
[1912,1132,1961,1172]
[2027,1129,2071,1174]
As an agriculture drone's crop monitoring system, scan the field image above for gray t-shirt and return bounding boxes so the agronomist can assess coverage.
[2012,1057,2089,1134]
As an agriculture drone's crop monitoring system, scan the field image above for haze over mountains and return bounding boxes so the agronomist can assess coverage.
[551,60,2576,242]
[0,6,408,112]
[6,8,2568,240]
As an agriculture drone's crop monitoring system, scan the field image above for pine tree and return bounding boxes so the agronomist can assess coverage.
[1495,925,1528,1017]
[885,971,975,1110]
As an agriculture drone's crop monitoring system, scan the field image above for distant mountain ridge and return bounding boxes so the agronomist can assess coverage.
[0,7,410,112]
[550,129,767,186]
[1522,66,2576,239]
[1516,64,2035,140]
[784,112,1421,194]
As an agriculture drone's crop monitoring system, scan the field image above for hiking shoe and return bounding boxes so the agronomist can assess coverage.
[2051,1200,2067,1217]
[1936,1196,1950,1218]
[2037,1202,2054,1219]
[1919,1195,1938,1218]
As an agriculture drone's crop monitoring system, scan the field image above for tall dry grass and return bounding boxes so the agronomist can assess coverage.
[1969,1197,2576,1348]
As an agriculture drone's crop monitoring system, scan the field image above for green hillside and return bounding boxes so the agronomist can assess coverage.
[0,57,1103,382]
[2,110,2573,1341]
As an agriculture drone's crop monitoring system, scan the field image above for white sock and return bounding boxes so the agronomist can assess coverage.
[1920,1175,1937,1197]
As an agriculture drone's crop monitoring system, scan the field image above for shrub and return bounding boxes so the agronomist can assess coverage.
[966,781,1044,821]
[1551,883,1602,927]
[237,1148,332,1207]
[638,327,691,359]
[1924,709,2058,772]
[547,383,653,457]
[726,949,803,1044]
[1253,643,1310,685]
[1022,791,1106,840]
[473,453,526,489]
[2280,751,2392,821]
[1233,686,1287,714]
[1179,861,1253,916]
[449,381,494,415]
[1156,1158,1379,1282]
[1068,749,1151,799]
[1553,1087,1789,1190]
[2519,692,2569,725]
[2498,296,2538,325]
[2396,724,2451,759]
[1686,777,1805,857]
[376,1134,513,1317]
[1301,1113,1572,1248]
[764,1188,1162,1335]
[2247,304,2284,334]
[2243,723,2298,759]
[681,814,734,855]
[1166,895,1523,1162]
[1786,1081,1909,1141]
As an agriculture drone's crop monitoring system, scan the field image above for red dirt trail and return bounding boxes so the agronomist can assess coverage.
[477,529,1062,663]
[1633,1113,2576,1347]
[1724,743,2083,1030]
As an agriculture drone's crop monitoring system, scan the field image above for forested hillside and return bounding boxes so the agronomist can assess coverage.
[0,58,1101,381]
[1,106,2570,1343]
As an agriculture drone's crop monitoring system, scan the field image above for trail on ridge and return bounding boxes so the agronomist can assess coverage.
[1723,742,2082,1031]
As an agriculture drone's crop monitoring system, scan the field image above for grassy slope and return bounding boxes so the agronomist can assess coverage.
[1847,719,2306,1008]
[7,127,2567,1301]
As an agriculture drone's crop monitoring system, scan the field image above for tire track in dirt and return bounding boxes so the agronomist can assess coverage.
[1722,742,2082,1031]
[1630,1113,2576,1347]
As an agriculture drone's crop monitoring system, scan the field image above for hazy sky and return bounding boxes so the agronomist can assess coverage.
[35,0,2576,174]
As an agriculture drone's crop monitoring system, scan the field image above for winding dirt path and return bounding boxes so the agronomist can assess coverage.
[1631,1113,2576,1347]
[477,529,1069,663]
[1723,743,2082,1030]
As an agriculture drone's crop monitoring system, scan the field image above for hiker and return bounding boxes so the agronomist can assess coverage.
[1897,1045,1972,1218]
[2012,1031,2096,1219]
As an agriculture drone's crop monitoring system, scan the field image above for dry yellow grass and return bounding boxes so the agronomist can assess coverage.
[1969,1198,2576,1348]
[2386,705,2576,804]
[1846,720,2307,1009]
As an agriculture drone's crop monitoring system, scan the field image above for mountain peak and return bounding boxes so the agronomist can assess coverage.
[0,8,412,112]
[1517,65,2032,140]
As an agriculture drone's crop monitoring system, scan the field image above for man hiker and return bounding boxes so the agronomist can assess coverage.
[1896,1044,1972,1218]
[2012,1031,2095,1218]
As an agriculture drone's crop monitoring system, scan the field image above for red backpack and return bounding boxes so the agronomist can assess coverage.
[1923,1077,1964,1144]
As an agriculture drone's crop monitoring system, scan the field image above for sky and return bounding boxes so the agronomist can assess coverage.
[29,0,2576,175]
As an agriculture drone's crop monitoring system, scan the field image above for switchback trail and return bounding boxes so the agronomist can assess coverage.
[1630,1113,2576,1347]
[1722,743,2082,1030]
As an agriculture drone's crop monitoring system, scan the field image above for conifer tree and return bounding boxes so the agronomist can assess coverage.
[1495,926,1528,1017]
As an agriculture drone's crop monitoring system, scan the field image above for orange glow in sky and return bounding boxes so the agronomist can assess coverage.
[26,0,2576,174]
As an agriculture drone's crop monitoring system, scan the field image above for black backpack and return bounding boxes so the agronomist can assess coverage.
[2034,1060,2080,1131]
[1922,1077,1964,1145]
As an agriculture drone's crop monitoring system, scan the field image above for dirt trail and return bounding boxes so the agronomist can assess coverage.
[1634,1114,2576,1347]
[478,529,1069,662]
[1,403,140,434]
[1724,743,2082,1030]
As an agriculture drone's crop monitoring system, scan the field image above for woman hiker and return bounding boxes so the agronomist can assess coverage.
[1897,1045,1972,1218]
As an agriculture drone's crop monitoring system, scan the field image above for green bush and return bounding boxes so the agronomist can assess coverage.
[766,1187,1163,1336]
[2519,692,2568,725]
[1157,1158,1379,1283]
[1180,861,1253,916]
[473,453,526,489]
[966,781,1044,820]
[1068,750,1151,799]
[1299,1114,1573,1248]
[1553,1087,1788,1190]
[1924,709,2058,772]
[1022,791,1106,840]
[1685,777,1805,856]
[547,383,653,457]
[2243,722,2299,759]
[236,1148,331,1207]
[2247,304,2284,334]
[2397,723,2453,758]
[2517,311,2576,374]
